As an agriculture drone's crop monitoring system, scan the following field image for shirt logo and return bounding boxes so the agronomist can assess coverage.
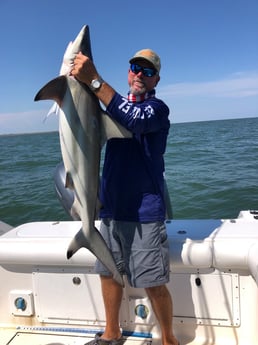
[118,97,154,119]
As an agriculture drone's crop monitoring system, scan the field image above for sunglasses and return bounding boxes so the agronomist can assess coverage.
[130,63,157,77]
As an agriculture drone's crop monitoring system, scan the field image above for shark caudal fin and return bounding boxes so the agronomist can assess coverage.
[72,25,93,60]
[67,227,124,287]
[35,25,92,113]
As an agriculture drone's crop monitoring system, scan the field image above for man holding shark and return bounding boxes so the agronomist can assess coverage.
[71,48,179,345]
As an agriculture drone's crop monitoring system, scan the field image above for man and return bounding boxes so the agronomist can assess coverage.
[71,49,179,345]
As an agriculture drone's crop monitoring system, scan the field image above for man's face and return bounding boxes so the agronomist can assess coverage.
[128,60,160,95]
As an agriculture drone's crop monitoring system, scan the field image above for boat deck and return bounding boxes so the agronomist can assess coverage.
[0,329,149,345]
[0,212,258,344]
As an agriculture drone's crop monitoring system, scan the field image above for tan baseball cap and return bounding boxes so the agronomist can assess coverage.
[129,49,161,73]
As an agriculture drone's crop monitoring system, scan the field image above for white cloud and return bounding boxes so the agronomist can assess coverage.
[0,109,58,135]
[159,71,258,99]
[158,71,258,123]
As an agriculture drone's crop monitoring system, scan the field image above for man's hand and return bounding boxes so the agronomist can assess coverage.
[70,52,99,86]
[70,52,116,107]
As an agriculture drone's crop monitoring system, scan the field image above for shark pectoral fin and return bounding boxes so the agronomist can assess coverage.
[100,112,132,143]
[47,102,60,117]
[34,76,68,106]
[66,228,90,259]
[67,227,124,286]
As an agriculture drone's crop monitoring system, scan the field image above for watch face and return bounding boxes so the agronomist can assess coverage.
[95,81,101,88]
[92,79,101,89]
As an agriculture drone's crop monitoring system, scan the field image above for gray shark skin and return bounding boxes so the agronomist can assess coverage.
[34,25,130,286]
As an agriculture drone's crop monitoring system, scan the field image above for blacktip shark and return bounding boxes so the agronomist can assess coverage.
[34,25,131,286]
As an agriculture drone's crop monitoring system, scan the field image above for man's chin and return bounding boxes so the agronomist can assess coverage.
[130,87,146,95]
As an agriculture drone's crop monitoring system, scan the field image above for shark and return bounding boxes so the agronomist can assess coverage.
[34,25,131,286]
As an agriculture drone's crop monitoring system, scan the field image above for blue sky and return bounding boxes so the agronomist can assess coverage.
[0,0,257,134]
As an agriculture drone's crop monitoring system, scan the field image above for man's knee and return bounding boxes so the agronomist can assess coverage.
[145,284,169,299]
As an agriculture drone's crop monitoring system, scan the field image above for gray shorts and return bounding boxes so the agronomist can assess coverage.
[95,219,170,288]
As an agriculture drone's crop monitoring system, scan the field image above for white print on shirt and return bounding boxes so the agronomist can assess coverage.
[144,105,155,118]
[118,97,131,114]
[132,106,141,119]
[118,97,155,119]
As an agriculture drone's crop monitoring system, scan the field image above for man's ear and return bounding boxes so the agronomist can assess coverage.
[155,75,160,86]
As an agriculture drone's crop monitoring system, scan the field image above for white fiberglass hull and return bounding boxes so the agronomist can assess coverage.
[0,210,258,345]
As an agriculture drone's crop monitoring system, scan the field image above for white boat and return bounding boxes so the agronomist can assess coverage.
[0,210,258,345]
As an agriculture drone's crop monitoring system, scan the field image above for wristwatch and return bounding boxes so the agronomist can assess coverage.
[90,77,104,92]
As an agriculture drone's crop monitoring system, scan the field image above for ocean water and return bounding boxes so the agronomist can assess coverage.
[0,117,257,227]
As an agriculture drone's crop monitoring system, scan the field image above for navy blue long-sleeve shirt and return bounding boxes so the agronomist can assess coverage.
[99,91,170,222]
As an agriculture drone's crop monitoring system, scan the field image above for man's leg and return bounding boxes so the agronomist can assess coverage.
[100,275,123,340]
[145,285,179,345]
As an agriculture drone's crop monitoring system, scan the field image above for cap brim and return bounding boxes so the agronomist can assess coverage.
[129,57,157,71]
